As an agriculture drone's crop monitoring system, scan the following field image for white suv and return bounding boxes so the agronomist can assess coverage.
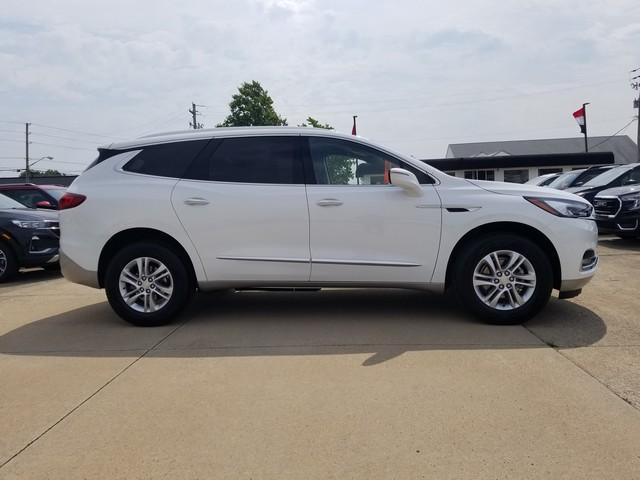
[59,127,598,326]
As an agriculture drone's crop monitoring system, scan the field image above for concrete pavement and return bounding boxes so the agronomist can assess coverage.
[0,238,639,479]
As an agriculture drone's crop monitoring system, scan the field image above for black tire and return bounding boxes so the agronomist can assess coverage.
[0,241,18,283]
[453,233,553,325]
[105,242,192,327]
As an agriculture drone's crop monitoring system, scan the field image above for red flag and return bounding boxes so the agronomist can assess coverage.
[573,107,586,134]
[351,115,357,135]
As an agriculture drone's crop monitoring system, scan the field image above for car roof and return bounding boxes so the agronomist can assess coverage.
[103,127,372,151]
[0,183,66,190]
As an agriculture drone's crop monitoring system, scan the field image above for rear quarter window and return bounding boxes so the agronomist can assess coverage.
[122,140,210,179]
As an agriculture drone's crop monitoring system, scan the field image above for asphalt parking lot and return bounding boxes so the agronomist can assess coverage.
[1,237,639,479]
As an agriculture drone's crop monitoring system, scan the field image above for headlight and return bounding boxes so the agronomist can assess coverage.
[525,197,593,218]
[621,191,640,211]
[11,220,48,229]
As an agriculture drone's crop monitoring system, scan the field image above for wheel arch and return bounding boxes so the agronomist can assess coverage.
[98,228,197,289]
[444,222,561,290]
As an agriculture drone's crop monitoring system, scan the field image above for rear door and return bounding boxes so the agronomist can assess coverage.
[171,135,311,284]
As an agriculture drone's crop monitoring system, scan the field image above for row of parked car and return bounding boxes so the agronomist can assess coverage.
[0,184,64,282]
[528,163,640,238]
[0,160,639,285]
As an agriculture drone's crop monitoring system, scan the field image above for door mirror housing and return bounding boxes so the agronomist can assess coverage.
[35,200,55,209]
[390,168,423,197]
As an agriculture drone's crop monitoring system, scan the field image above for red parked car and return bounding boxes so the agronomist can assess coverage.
[0,183,67,210]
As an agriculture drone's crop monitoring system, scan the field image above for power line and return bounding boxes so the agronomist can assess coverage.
[29,130,101,145]
[29,141,96,151]
[29,123,124,140]
[588,118,637,150]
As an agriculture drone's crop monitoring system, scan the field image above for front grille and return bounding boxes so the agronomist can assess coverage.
[593,197,621,217]
[43,221,60,238]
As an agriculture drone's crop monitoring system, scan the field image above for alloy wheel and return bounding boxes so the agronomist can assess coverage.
[0,249,6,277]
[472,250,537,311]
[118,257,174,313]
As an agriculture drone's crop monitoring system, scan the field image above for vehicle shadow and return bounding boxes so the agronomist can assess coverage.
[0,289,607,366]
[598,236,640,253]
[0,268,61,288]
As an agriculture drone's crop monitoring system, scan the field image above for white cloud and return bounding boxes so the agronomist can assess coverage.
[0,0,638,173]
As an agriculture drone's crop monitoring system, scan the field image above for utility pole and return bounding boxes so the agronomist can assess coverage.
[25,122,30,183]
[189,102,204,130]
[632,67,640,161]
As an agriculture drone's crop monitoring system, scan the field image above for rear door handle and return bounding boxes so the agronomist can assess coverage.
[184,197,210,206]
[317,199,343,207]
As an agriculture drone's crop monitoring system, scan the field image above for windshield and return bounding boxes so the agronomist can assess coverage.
[582,165,632,188]
[43,188,66,200]
[573,168,611,187]
[0,193,27,209]
[547,170,582,190]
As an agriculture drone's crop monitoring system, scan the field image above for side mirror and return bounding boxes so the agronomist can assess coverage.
[35,200,54,209]
[390,168,423,197]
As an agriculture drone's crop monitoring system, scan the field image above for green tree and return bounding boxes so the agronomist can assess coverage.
[299,116,333,129]
[20,169,63,178]
[219,81,287,127]
[299,117,353,185]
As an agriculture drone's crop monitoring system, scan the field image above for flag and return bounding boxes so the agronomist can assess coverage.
[573,107,586,134]
[351,116,357,135]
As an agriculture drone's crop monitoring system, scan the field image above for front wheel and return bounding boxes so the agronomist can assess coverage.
[0,242,18,283]
[453,234,553,325]
[105,243,192,326]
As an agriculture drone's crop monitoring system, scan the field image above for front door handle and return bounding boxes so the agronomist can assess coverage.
[184,197,210,206]
[317,199,343,207]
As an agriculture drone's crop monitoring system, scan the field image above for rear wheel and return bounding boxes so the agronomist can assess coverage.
[453,234,553,324]
[105,243,192,326]
[0,242,18,283]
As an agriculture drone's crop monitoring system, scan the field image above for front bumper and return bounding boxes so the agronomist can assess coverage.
[3,225,60,268]
[596,216,640,234]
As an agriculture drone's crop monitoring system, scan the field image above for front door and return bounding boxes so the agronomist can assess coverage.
[304,136,441,285]
[172,135,310,284]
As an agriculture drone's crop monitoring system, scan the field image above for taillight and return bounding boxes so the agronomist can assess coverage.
[59,192,86,210]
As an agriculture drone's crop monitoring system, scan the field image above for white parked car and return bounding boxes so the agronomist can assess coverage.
[59,128,598,326]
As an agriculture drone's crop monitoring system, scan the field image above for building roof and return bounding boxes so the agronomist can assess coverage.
[424,152,615,171]
[446,135,638,164]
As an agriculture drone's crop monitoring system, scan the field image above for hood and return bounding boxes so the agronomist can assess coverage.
[466,179,582,202]
[566,185,598,195]
[595,184,640,198]
[0,207,59,221]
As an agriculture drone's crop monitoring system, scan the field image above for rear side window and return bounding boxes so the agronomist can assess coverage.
[184,136,304,184]
[2,189,51,208]
[122,140,209,178]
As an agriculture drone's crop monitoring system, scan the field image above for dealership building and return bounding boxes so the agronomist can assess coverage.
[425,135,637,183]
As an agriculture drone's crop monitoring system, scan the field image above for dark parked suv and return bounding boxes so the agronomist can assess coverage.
[567,163,640,203]
[0,194,60,282]
[593,184,640,238]
[0,183,66,209]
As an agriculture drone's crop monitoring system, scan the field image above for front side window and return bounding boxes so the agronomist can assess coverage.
[123,140,209,178]
[308,137,433,185]
[184,136,304,184]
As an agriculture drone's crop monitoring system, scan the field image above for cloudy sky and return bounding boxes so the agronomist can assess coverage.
[1,0,639,174]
